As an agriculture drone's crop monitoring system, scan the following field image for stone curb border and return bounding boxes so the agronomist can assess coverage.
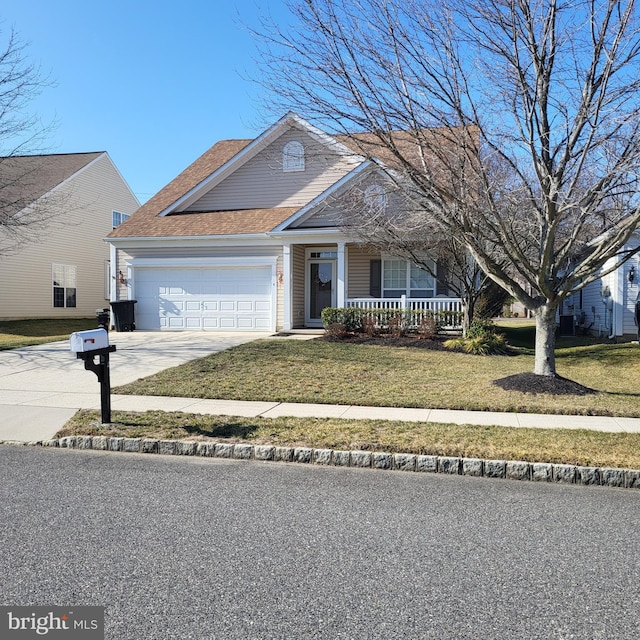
[2,436,639,490]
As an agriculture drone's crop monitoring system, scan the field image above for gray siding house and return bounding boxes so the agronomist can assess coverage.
[565,233,640,339]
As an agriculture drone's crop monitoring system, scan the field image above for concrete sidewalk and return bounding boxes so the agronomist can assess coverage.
[2,390,640,443]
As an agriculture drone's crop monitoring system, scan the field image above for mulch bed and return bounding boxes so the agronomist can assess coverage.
[320,334,450,350]
[493,373,596,396]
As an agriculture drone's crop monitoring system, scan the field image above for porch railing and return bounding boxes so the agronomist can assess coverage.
[345,296,463,330]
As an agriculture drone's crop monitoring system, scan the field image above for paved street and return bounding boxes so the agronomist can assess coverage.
[1,446,638,639]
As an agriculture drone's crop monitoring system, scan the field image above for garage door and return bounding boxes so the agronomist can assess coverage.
[134,266,274,331]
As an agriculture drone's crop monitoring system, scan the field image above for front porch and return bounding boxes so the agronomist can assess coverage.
[280,242,463,330]
[346,296,463,330]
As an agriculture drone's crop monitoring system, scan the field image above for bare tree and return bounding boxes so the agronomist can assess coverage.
[257,0,640,376]
[0,27,57,254]
[337,174,493,334]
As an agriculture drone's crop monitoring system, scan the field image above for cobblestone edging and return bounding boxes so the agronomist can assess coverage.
[2,436,639,490]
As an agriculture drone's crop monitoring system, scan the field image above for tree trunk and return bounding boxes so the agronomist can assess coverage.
[534,304,558,376]
[462,300,472,337]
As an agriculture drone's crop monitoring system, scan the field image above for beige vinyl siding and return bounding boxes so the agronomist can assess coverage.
[293,171,413,230]
[0,154,138,320]
[115,248,134,301]
[292,205,343,229]
[348,245,379,298]
[119,245,282,261]
[188,129,357,211]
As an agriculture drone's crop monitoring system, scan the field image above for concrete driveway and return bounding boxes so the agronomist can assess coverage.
[0,331,271,441]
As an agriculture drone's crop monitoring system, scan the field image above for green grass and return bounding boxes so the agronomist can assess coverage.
[60,409,640,470]
[62,322,640,470]
[0,318,98,350]
[114,330,640,417]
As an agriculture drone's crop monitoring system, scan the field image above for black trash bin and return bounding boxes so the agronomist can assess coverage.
[110,300,137,332]
[96,308,110,330]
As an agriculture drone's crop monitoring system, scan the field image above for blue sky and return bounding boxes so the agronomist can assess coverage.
[3,1,291,204]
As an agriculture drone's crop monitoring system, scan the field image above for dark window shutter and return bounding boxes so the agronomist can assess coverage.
[369,260,382,297]
[436,260,448,296]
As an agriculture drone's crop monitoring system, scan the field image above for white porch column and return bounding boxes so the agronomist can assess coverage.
[282,243,292,331]
[337,241,346,308]
[109,244,117,302]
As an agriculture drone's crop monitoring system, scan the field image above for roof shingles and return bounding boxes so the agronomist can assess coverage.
[0,152,104,218]
[107,139,287,238]
[117,207,300,238]
[108,121,473,240]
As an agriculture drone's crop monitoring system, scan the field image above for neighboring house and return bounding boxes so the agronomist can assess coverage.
[0,152,139,320]
[562,232,640,339]
[107,113,462,332]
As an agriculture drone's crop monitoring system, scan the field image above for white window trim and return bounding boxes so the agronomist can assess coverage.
[112,210,130,228]
[52,263,77,308]
[382,257,435,298]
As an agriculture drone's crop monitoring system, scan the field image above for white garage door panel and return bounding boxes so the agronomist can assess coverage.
[135,266,274,331]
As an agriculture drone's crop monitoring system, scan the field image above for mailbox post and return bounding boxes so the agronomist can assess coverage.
[70,329,116,423]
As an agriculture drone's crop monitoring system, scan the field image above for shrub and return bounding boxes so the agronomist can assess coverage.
[467,318,497,339]
[325,322,349,339]
[321,307,463,337]
[444,319,509,355]
[417,315,437,340]
[388,313,406,337]
[362,314,378,337]
[321,307,363,333]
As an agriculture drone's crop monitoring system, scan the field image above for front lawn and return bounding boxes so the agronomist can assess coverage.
[0,318,97,350]
[113,328,640,417]
[65,324,640,470]
[60,410,640,470]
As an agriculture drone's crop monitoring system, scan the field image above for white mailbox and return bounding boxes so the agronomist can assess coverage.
[70,329,110,353]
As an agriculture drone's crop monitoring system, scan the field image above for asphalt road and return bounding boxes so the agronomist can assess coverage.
[1,446,638,639]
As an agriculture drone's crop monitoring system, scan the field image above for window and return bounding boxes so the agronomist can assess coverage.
[283,141,305,172]
[364,184,388,215]
[382,259,435,298]
[383,259,407,298]
[52,264,77,308]
[112,211,130,228]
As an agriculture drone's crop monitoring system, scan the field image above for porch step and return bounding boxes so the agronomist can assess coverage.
[271,329,326,338]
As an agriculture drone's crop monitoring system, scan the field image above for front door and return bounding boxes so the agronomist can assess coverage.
[306,260,336,327]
